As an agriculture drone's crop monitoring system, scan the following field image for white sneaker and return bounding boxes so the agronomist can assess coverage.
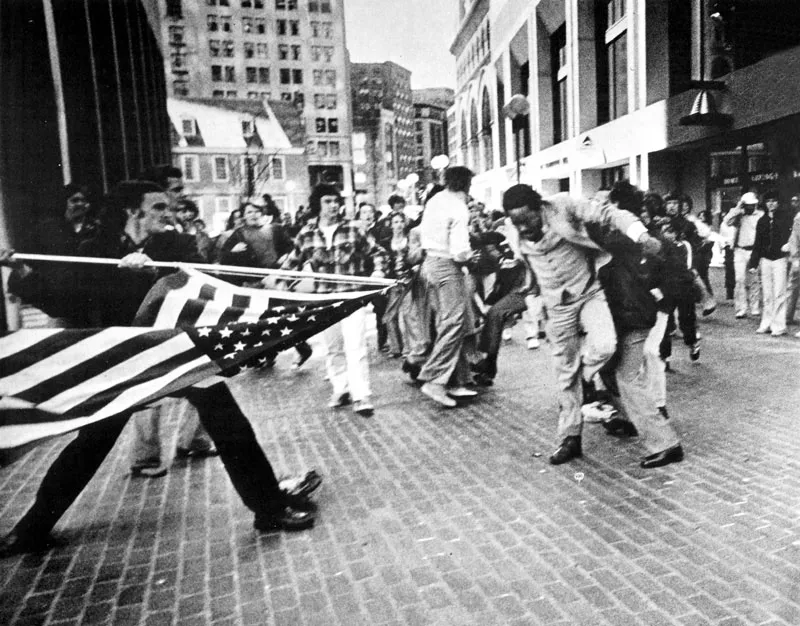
[421,382,457,407]
[526,337,540,350]
[502,328,513,342]
[581,401,618,423]
[756,326,769,334]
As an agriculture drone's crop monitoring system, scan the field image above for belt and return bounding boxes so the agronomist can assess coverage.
[736,245,753,250]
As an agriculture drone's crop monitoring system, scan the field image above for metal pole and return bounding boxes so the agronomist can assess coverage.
[515,128,521,183]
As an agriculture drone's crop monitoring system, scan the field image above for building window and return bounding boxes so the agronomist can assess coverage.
[277,19,287,35]
[314,94,325,108]
[226,91,237,98]
[281,92,292,101]
[209,39,220,57]
[329,141,340,157]
[326,94,336,109]
[607,0,625,26]
[313,69,322,85]
[324,69,336,85]
[243,17,253,33]
[225,66,235,82]
[207,0,217,5]
[290,20,299,36]
[168,25,184,44]
[211,65,223,81]
[182,155,198,181]
[241,120,254,136]
[256,43,268,58]
[213,89,224,97]
[245,42,255,58]
[255,0,263,7]
[309,1,318,11]
[317,141,327,156]
[320,0,331,13]
[288,0,297,8]
[322,22,332,38]
[167,0,183,18]
[223,40,234,57]
[310,21,319,37]
[207,14,218,31]
[280,68,291,84]
[294,91,305,106]
[271,157,284,179]
[311,46,320,62]
[327,118,338,133]
[246,67,257,83]
[551,25,569,143]
[216,197,232,214]
[247,91,260,99]
[278,44,289,60]
[181,118,197,136]
[219,0,229,6]
[221,16,231,32]
[292,69,303,84]
[323,46,333,62]
[173,81,189,96]
[256,18,266,33]
[259,68,270,83]
[214,157,229,181]
[315,117,326,132]
[291,45,301,60]
[276,0,286,7]
[242,0,252,7]
[606,32,627,121]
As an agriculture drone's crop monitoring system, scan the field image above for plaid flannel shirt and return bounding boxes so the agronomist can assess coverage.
[281,219,387,293]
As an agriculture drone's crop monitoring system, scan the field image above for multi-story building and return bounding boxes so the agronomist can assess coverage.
[158,0,353,195]
[450,0,800,218]
[413,88,455,185]
[350,61,415,204]
[168,97,307,232]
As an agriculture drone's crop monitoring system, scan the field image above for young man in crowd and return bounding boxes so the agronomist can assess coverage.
[280,184,387,417]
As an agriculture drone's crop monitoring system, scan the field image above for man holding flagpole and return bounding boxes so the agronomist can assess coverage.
[0,180,323,557]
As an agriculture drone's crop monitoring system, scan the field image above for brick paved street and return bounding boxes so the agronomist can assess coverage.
[2,271,800,626]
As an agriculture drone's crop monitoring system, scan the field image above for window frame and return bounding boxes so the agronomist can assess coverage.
[181,155,199,182]
[213,156,230,182]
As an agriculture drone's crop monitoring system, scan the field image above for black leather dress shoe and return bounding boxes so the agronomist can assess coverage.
[640,445,684,469]
[602,418,638,437]
[0,530,64,558]
[549,436,582,465]
[254,505,315,532]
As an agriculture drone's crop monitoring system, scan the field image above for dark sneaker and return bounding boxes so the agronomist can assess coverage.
[292,342,313,370]
[549,436,582,465]
[689,341,701,361]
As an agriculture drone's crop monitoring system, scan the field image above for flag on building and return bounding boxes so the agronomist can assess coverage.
[0,269,387,465]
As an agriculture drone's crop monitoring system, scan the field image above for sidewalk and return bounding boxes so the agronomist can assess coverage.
[1,287,799,626]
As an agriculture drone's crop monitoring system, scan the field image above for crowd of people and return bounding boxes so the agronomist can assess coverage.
[1,162,799,557]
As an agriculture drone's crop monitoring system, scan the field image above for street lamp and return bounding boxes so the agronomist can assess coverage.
[503,94,530,184]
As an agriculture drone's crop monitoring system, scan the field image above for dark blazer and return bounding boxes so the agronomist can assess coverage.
[750,209,793,266]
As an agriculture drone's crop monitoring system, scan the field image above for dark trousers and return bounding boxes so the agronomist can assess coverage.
[15,382,282,537]
[659,300,698,360]
[478,292,527,357]
[724,247,736,300]
[372,294,388,348]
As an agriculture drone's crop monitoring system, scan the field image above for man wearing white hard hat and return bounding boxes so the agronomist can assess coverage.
[724,192,763,319]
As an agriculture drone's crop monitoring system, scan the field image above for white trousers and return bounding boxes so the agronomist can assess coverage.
[733,248,761,316]
[643,311,669,409]
[322,307,371,402]
[759,257,788,334]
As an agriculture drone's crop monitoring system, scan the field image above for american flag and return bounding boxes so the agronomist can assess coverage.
[0,269,387,465]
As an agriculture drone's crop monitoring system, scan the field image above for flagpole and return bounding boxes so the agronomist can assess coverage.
[12,253,397,287]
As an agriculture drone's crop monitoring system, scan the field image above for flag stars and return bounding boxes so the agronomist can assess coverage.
[287,314,299,322]
[261,329,272,337]
[280,327,292,336]
[219,327,233,338]
[266,317,280,325]
[233,341,246,352]
[241,328,251,337]
[198,327,212,337]
[214,343,224,351]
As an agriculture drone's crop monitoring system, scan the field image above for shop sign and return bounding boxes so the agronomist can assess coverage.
[750,171,778,183]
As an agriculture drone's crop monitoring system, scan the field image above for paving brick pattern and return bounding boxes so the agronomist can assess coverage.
[2,272,799,625]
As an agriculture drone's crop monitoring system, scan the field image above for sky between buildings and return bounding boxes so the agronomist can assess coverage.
[344,0,457,90]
